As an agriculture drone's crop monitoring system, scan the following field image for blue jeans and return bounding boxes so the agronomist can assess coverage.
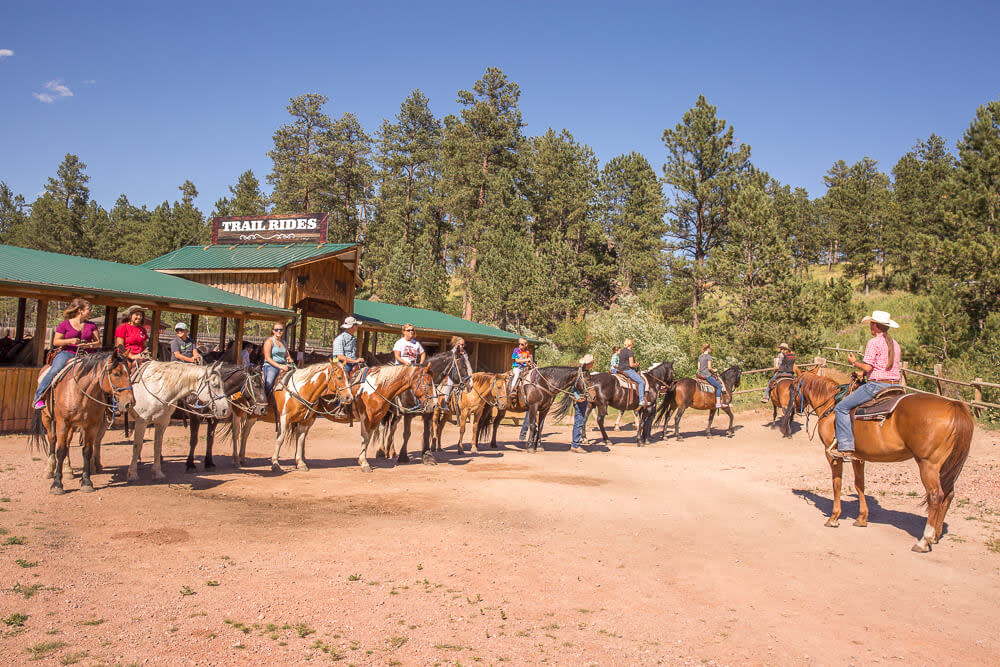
[834,381,891,452]
[34,350,75,403]
[572,400,587,447]
[262,364,280,393]
[519,413,531,440]
[703,375,723,397]
[623,369,646,404]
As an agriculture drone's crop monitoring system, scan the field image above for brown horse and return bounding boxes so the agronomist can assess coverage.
[767,375,797,432]
[655,366,742,439]
[30,350,134,494]
[265,361,348,471]
[781,373,974,552]
[433,371,509,455]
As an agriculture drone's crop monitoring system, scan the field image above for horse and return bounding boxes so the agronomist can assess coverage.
[126,361,231,482]
[767,375,798,433]
[655,366,743,439]
[780,372,974,553]
[479,366,583,452]
[433,371,508,455]
[183,364,267,472]
[428,350,475,451]
[583,361,675,446]
[30,349,134,494]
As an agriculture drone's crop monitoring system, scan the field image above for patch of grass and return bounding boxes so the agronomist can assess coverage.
[79,618,104,626]
[206,580,220,586]
[0,497,10,502]
[416,563,423,570]
[278,641,287,646]
[598,628,621,638]
[310,639,344,660]
[542,623,559,630]
[466,593,482,604]
[577,608,593,614]
[179,585,196,596]
[46,628,61,635]
[347,573,362,581]
[167,626,178,633]
[224,619,251,634]
[987,538,1000,554]
[388,636,408,650]
[4,535,26,545]
[26,640,67,660]
[59,650,88,665]
[957,497,970,507]
[366,580,380,586]
[32,457,42,462]
[0,527,7,534]
[499,609,506,620]
[189,611,207,618]
[3,612,29,627]
[516,628,532,637]
[15,558,38,568]
[434,643,464,651]
[295,622,315,638]
[10,582,43,598]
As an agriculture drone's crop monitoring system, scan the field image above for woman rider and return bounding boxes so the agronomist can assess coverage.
[760,342,796,403]
[442,336,473,403]
[114,305,149,361]
[33,298,100,409]
[262,322,291,394]
[697,343,726,409]
[832,311,903,461]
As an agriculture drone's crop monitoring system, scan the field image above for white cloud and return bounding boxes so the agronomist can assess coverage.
[0,49,13,59]
[33,79,74,103]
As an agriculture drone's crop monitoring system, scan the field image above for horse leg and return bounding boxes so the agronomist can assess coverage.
[205,420,217,469]
[457,407,468,455]
[706,408,715,438]
[93,418,107,473]
[913,458,946,553]
[127,418,147,482]
[825,457,844,527]
[294,424,309,471]
[79,423,99,492]
[151,423,168,482]
[397,415,411,463]
[533,411,549,452]
[238,417,255,466]
[613,409,622,430]
[673,405,685,439]
[185,417,200,472]
[358,421,373,473]
[851,460,868,527]
[49,422,71,494]
[491,412,502,449]
[271,416,287,471]
[725,406,735,436]
[935,491,954,543]
[596,407,610,445]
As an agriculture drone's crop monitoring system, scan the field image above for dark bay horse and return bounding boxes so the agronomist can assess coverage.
[31,349,134,494]
[479,366,582,452]
[655,366,742,439]
[184,364,267,472]
[780,373,974,553]
[583,362,675,446]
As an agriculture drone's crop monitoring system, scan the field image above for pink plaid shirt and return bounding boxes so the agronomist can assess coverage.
[863,333,901,382]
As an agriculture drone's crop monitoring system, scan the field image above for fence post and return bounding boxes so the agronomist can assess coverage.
[900,361,908,388]
[973,378,984,418]
[934,364,944,395]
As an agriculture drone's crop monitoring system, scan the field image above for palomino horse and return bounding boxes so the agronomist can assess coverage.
[582,361,675,446]
[655,366,743,439]
[31,349,134,494]
[184,364,267,472]
[432,371,508,455]
[781,373,974,553]
[480,366,583,452]
[127,361,230,482]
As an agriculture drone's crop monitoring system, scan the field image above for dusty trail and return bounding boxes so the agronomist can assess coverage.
[1,408,998,665]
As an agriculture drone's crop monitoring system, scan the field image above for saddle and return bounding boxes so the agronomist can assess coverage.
[851,386,909,421]
[37,356,82,392]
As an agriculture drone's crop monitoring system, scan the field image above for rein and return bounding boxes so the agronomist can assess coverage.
[136,364,227,417]
[70,360,133,424]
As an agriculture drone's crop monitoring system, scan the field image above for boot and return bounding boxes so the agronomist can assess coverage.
[715,397,722,409]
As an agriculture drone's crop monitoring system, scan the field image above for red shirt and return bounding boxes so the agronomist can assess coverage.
[863,333,901,382]
[115,322,148,355]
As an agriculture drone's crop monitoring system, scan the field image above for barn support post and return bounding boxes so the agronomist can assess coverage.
[103,306,118,347]
[190,314,200,344]
[33,298,49,366]
[150,310,161,360]
[360,330,370,357]
[14,298,26,340]
[233,319,244,364]
[370,331,378,354]
[471,341,480,371]
[298,312,309,362]
[219,316,228,352]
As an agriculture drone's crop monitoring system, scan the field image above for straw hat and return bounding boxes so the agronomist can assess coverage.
[341,316,360,329]
[778,342,790,350]
[123,305,146,316]
[578,354,594,366]
[861,310,899,328]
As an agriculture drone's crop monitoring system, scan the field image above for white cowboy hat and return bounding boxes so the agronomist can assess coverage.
[861,310,899,328]
[579,354,594,365]
[777,342,790,350]
[341,316,360,329]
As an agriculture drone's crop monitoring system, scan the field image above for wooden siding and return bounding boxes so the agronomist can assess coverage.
[182,272,283,308]
[286,259,354,313]
[477,342,516,374]
[0,367,40,432]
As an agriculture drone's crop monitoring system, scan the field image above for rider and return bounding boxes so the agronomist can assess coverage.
[262,322,291,394]
[697,343,726,409]
[392,323,426,366]
[442,336,473,402]
[609,346,621,374]
[509,338,532,399]
[760,342,796,403]
[832,311,902,461]
[33,298,100,409]
[619,338,647,407]
[332,316,364,373]
[570,354,595,454]
[115,305,149,361]
[170,322,202,364]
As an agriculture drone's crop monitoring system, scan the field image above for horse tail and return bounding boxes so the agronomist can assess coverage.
[552,391,575,421]
[653,384,674,427]
[474,408,494,449]
[27,409,47,455]
[779,383,798,437]
[939,400,975,497]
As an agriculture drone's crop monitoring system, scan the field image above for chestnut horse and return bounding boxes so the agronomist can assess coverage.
[655,366,742,439]
[767,376,797,431]
[432,371,509,455]
[265,361,348,471]
[30,349,134,494]
[781,373,974,552]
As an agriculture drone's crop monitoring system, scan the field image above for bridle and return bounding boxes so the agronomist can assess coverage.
[137,363,229,417]
[69,356,134,423]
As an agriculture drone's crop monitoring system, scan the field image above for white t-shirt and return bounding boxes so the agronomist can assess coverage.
[392,338,425,365]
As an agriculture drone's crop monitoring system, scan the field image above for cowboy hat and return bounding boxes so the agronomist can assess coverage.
[578,354,595,366]
[862,310,899,328]
[777,342,790,350]
[341,316,360,329]
[123,305,146,316]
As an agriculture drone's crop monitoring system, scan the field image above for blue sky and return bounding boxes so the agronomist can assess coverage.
[2,1,999,212]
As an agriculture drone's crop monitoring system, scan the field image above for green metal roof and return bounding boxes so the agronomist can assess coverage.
[353,299,539,343]
[142,243,357,271]
[0,244,295,319]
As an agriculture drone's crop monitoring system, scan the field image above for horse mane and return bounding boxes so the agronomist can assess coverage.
[72,351,119,378]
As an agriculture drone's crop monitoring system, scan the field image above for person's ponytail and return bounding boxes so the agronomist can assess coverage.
[881,324,897,371]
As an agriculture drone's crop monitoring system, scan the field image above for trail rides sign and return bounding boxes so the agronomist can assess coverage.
[212,213,329,244]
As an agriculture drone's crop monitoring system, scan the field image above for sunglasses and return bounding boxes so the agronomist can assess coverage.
[404,329,414,332]
[273,328,284,332]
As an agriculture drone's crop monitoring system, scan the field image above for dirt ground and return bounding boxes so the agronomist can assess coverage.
[1,407,999,666]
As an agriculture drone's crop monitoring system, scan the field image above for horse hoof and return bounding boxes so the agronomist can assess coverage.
[296,463,309,472]
[270,462,282,472]
[80,484,95,493]
[204,461,216,469]
[360,463,372,473]
[153,475,167,483]
[397,455,409,464]
[824,519,839,528]
[49,486,65,495]
[912,542,931,553]
[126,471,139,483]
[185,464,196,473]
[853,520,867,528]
[94,464,103,473]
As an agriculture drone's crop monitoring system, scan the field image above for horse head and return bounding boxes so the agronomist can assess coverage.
[491,374,509,411]
[242,366,268,415]
[721,365,742,392]
[327,360,356,406]
[578,368,598,403]
[196,361,231,420]
[410,365,437,405]
[100,347,135,412]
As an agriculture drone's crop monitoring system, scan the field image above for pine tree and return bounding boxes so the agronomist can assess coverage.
[268,94,335,214]
[213,170,268,217]
[662,96,752,331]
[598,152,667,295]
[326,112,374,243]
[0,182,28,244]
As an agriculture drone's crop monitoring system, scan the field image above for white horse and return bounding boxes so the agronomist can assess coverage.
[127,361,230,482]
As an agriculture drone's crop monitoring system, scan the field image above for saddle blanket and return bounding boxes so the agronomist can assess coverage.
[36,356,82,390]
[696,380,716,394]
[613,371,652,391]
